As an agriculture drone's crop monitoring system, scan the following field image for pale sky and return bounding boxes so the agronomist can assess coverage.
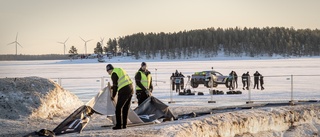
[0,0,319,55]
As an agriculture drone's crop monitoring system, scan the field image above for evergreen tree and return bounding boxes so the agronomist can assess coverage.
[103,27,320,59]
[107,38,118,56]
[68,46,78,55]
[94,42,103,54]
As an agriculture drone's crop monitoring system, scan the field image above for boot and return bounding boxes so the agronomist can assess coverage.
[112,125,122,130]
[123,120,127,129]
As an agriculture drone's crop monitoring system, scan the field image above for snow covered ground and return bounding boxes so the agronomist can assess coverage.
[1,56,320,137]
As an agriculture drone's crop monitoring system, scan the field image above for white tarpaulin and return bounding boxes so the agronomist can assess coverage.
[53,84,143,135]
[86,85,144,124]
[86,87,115,115]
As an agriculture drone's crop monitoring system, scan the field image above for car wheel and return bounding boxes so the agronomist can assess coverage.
[191,79,199,88]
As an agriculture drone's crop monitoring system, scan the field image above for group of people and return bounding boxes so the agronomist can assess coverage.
[170,70,185,92]
[227,70,265,90]
[241,71,264,90]
[105,62,153,130]
[253,71,264,90]
[105,63,267,130]
[227,71,238,90]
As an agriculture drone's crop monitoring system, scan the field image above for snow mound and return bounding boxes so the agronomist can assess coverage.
[0,77,83,120]
[156,104,320,137]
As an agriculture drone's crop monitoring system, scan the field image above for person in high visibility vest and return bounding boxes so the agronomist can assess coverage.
[135,62,153,105]
[106,64,133,130]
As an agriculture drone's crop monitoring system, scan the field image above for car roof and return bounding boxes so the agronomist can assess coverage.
[203,70,219,73]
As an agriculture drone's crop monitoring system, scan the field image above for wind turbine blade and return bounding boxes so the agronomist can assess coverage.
[87,39,93,42]
[16,32,18,41]
[100,37,104,45]
[57,41,64,44]
[64,37,69,43]
[79,36,85,42]
[7,41,15,45]
[17,42,23,48]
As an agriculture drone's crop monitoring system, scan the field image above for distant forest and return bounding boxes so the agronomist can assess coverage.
[105,27,320,59]
[0,54,69,61]
[1,27,320,61]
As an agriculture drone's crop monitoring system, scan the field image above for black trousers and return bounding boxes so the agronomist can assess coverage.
[260,82,264,89]
[253,80,259,89]
[115,84,133,128]
[234,79,238,88]
[242,80,247,88]
[136,90,149,105]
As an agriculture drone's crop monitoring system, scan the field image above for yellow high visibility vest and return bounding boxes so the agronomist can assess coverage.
[111,68,132,91]
[135,71,151,90]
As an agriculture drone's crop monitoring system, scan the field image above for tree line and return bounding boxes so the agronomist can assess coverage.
[0,54,69,61]
[99,27,320,59]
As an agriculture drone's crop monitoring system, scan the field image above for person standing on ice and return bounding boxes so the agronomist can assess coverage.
[228,71,238,89]
[253,71,261,89]
[241,73,247,90]
[179,72,185,90]
[106,64,133,130]
[135,62,153,105]
[243,71,250,90]
[233,71,238,89]
[260,75,265,90]
[227,72,234,90]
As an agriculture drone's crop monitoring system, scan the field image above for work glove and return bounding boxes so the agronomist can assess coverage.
[145,89,152,97]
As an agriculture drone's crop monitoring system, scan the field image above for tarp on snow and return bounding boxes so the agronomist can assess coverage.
[53,105,94,135]
[86,86,115,115]
[53,84,143,135]
[134,96,176,122]
[86,86,144,124]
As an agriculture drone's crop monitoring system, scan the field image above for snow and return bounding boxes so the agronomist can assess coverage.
[1,56,319,105]
[0,77,83,120]
[0,55,320,136]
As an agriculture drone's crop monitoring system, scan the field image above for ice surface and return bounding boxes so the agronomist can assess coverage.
[1,56,319,108]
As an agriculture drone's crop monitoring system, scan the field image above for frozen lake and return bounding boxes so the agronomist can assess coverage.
[1,57,320,108]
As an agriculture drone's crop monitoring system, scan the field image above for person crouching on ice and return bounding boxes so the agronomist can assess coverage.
[135,62,153,105]
[106,64,133,130]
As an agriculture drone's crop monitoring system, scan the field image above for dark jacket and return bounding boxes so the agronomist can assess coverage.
[111,72,118,97]
[260,76,264,84]
[242,73,249,81]
[254,72,260,81]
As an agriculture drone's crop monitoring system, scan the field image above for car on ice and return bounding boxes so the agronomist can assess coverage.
[190,70,228,88]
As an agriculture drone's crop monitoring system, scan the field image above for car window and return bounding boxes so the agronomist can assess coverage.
[215,72,223,76]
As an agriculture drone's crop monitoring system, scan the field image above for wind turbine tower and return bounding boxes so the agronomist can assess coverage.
[57,37,69,55]
[79,37,93,55]
[7,32,22,55]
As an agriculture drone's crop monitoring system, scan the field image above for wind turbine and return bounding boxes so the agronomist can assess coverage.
[7,32,22,55]
[100,37,104,47]
[79,37,93,55]
[57,37,69,55]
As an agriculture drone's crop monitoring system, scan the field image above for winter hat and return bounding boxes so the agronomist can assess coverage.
[106,64,114,71]
[141,62,147,67]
